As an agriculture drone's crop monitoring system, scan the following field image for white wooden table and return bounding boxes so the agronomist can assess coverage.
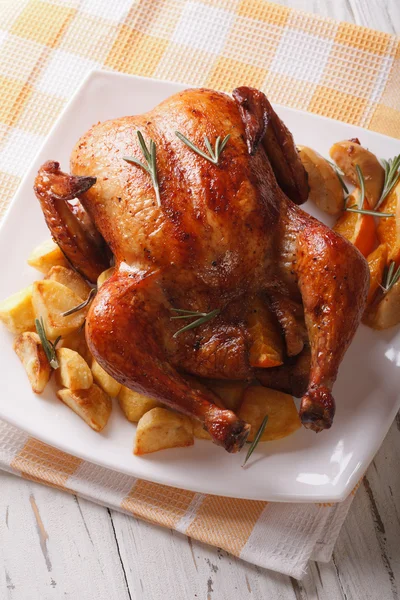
[2,1,400,598]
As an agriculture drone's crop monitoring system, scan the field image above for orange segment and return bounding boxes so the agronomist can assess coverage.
[333,191,376,257]
[247,300,283,368]
[377,182,400,265]
[366,243,388,305]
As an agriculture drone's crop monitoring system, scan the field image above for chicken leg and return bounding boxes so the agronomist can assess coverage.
[234,86,369,431]
[86,267,251,451]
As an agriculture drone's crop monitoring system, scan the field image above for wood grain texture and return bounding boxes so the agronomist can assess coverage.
[1,1,400,599]
[0,473,131,600]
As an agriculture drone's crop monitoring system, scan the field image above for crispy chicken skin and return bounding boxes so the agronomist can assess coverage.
[34,87,369,451]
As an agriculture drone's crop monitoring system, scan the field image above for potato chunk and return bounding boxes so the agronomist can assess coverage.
[329,140,384,207]
[298,146,343,215]
[118,386,161,422]
[13,332,51,393]
[208,380,247,412]
[57,384,111,432]
[97,267,115,288]
[191,419,212,440]
[363,279,400,330]
[46,266,91,300]
[32,280,87,339]
[55,348,93,390]
[366,244,388,305]
[91,359,121,397]
[28,239,68,274]
[0,285,35,334]
[61,328,92,365]
[134,407,194,455]
[238,386,301,442]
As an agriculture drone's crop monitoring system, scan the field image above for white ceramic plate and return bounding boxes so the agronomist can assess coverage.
[1,71,399,502]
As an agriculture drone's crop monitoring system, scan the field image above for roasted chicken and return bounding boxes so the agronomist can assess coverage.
[34,86,369,452]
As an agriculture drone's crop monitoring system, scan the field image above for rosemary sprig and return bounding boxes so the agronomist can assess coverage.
[62,288,96,317]
[344,165,394,217]
[380,261,400,295]
[171,307,220,338]
[35,317,60,369]
[355,164,365,209]
[123,131,161,207]
[327,159,349,194]
[242,415,269,468]
[175,131,230,165]
[344,204,394,218]
[376,154,400,209]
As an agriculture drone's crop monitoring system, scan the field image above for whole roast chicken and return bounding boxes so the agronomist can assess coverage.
[34,87,369,452]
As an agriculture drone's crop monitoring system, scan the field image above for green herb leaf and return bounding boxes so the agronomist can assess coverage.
[242,415,269,467]
[345,205,394,218]
[61,288,96,317]
[376,154,400,209]
[355,164,365,209]
[175,131,230,165]
[343,165,393,217]
[380,260,400,295]
[35,317,60,369]
[123,131,161,207]
[171,307,220,338]
[327,159,349,194]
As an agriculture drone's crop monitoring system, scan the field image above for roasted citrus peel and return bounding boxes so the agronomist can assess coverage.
[247,301,283,368]
[333,191,376,258]
[377,182,400,265]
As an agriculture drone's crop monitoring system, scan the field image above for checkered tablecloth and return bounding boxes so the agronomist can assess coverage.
[0,0,399,580]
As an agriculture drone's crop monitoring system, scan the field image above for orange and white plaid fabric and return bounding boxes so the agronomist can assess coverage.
[0,0,399,579]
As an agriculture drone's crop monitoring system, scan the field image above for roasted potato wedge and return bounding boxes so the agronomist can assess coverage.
[134,407,194,455]
[32,280,87,339]
[13,332,51,393]
[298,146,343,215]
[91,359,121,397]
[61,328,92,365]
[329,140,384,207]
[208,380,247,412]
[28,239,69,274]
[46,266,91,300]
[57,384,112,432]
[118,386,161,422]
[97,267,115,288]
[55,347,93,390]
[238,386,301,442]
[191,419,212,440]
[0,285,35,334]
[363,279,400,330]
[366,244,388,305]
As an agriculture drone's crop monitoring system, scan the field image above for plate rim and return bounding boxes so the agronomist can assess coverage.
[1,69,399,503]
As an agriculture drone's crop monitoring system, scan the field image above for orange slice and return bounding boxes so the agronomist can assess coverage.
[247,299,283,368]
[333,191,376,257]
[366,243,387,305]
[377,182,400,265]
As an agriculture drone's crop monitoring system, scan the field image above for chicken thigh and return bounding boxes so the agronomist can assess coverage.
[34,87,369,452]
